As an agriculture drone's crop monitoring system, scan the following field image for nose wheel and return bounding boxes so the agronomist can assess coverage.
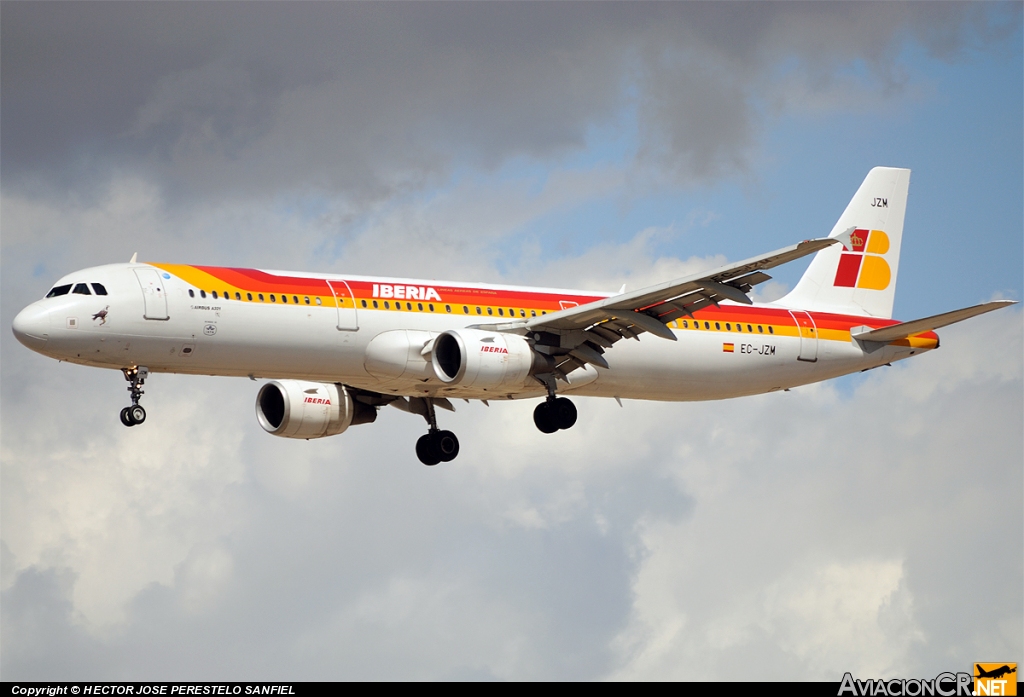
[120,366,149,427]
[534,396,577,433]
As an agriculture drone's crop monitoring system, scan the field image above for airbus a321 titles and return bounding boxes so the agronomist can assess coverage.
[12,168,1015,464]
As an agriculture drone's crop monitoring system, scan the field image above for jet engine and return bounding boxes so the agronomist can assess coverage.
[431,328,552,390]
[256,380,376,439]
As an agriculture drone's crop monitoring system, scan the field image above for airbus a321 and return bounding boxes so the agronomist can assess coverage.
[12,168,1014,464]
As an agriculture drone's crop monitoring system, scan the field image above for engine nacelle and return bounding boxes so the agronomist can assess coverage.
[432,328,549,390]
[256,380,376,439]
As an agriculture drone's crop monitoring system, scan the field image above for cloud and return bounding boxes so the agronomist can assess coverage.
[1,1,1019,681]
[2,169,1019,677]
[3,3,1017,202]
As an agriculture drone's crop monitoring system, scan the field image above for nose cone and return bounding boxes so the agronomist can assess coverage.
[12,302,50,350]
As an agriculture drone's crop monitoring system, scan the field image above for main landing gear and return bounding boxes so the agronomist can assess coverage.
[119,366,149,427]
[414,398,460,466]
[533,379,578,434]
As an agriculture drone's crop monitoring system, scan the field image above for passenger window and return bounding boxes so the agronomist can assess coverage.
[258,294,264,302]
[682,320,688,328]
[429,304,435,312]
[531,310,536,317]
[293,296,298,304]
[361,299,367,308]
[487,307,493,315]
[92,283,108,295]
[73,283,91,295]
[247,293,253,301]
[406,302,412,310]
[445,305,451,313]
[418,303,423,311]
[270,294,276,302]
[768,326,774,334]
[463,306,469,314]
[704,321,710,329]
[498,308,504,316]
[212,291,219,299]
[235,292,241,300]
[757,325,763,333]
[747,325,752,333]
[189,289,195,298]
[725,323,731,331]
[372,300,378,308]
[520,309,526,317]
[281,295,287,303]
[45,284,72,298]
[384,301,390,309]
[476,307,481,315]
[315,297,322,305]
[225,291,230,299]
[200,290,207,298]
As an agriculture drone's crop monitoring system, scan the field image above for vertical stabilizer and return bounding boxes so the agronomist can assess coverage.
[777,167,910,319]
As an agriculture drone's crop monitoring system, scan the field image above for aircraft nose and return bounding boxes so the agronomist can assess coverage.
[12,303,51,349]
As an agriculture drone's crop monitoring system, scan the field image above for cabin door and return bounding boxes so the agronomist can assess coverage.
[326,280,359,331]
[134,268,169,320]
[788,310,818,362]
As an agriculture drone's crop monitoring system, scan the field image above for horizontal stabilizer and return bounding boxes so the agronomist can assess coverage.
[851,300,1017,343]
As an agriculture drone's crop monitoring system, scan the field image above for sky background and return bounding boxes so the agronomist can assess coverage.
[1,1,1021,681]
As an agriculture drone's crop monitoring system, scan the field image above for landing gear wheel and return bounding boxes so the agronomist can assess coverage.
[416,434,441,466]
[533,402,559,434]
[436,430,460,462]
[120,407,134,427]
[534,398,577,433]
[129,405,147,425]
[552,397,577,430]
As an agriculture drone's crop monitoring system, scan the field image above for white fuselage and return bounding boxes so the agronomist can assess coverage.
[12,263,934,404]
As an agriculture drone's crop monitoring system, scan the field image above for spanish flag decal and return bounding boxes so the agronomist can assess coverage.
[723,343,735,353]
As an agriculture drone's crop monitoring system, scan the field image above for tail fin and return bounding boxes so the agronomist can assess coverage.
[778,167,910,319]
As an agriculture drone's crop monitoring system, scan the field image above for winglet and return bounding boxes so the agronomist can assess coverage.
[129,252,138,264]
[832,226,856,252]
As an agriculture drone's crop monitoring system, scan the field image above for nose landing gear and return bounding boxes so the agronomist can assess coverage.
[120,366,149,427]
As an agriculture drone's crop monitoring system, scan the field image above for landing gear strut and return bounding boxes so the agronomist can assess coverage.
[120,366,149,427]
[414,398,460,466]
[533,379,577,433]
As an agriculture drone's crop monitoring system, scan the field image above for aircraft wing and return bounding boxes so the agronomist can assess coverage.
[473,235,843,379]
[527,236,841,336]
[851,300,1017,344]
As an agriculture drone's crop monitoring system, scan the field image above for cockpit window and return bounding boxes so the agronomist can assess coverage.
[72,283,92,295]
[92,283,108,295]
[45,284,72,298]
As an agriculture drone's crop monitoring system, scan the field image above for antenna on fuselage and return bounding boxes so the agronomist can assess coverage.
[129,252,138,264]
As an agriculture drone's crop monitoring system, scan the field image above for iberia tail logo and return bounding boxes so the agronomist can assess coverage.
[834,228,891,290]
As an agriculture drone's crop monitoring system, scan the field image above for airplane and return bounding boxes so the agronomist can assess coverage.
[975,665,1017,680]
[11,167,1016,465]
